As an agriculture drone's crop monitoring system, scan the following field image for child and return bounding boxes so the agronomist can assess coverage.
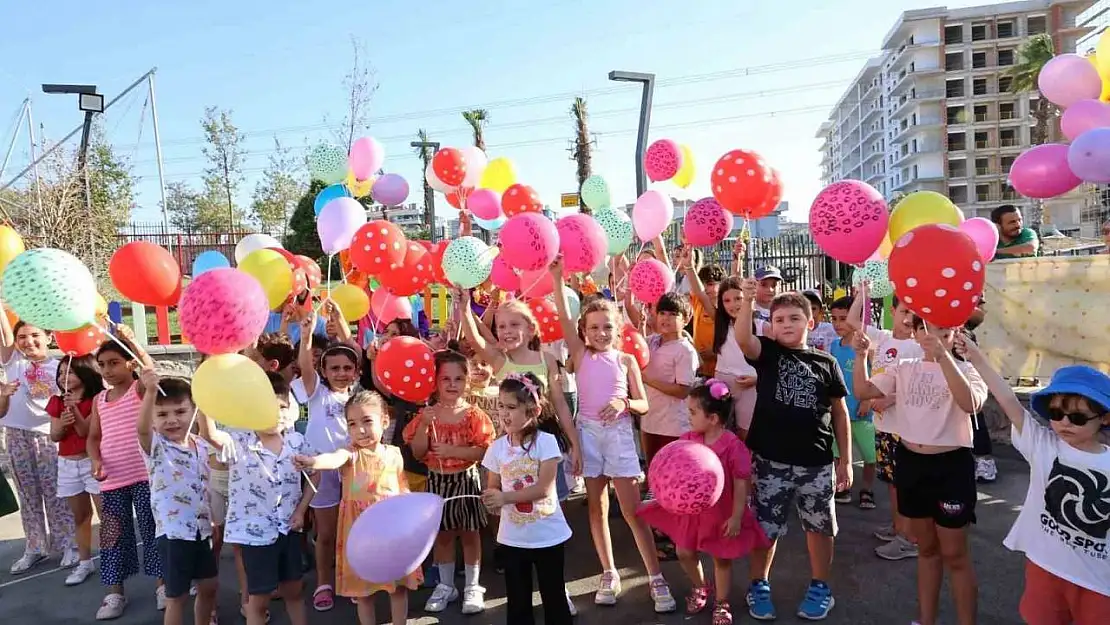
[804,290,837,352]
[47,355,104,586]
[960,337,1110,625]
[403,350,496,615]
[204,372,315,625]
[481,373,573,625]
[679,251,725,377]
[735,280,852,620]
[851,322,988,625]
[639,379,770,624]
[750,266,783,328]
[827,296,877,508]
[247,333,300,433]
[550,257,677,613]
[640,292,698,468]
[362,317,426,492]
[87,333,164,620]
[137,372,217,625]
[293,390,419,625]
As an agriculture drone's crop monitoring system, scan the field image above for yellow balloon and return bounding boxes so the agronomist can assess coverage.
[346,171,375,198]
[239,249,293,310]
[0,225,26,277]
[1097,31,1110,79]
[876,234,894,260]
[1090,51,1110,103]
[193,353,279,431]
[329,283,370,322]
[888,191,963,243]
[478,157,516,194]
[833,287,848,300]
[95,293,108,317]
[671,144,695,189]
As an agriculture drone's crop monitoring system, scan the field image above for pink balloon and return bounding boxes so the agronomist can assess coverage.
[628,258,674,305]
[647,440,724,515]
[1061,99,1110,141]
[518,268,554,298]
[1068,127,1110,184]
[682,197,734,247]
[498,213,559,272]
[489,255,521,292]
[808,180,890,265]
[370,173,409,207]
[317,197,368,254]
[644,139,683,182]
[179,268,269,355]
[632,190,674,242]
[1038,54,1103,109]
[467,188,502,220]
[346,492,442,583]
[555,214,607,273]
[371,288,412,325]
[958,217,1000,263]
[348,137,385,180]
[1009,143,1083,199]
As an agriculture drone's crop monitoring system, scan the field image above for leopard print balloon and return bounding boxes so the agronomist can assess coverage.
[647,440,725,515]
[682,197,734,247]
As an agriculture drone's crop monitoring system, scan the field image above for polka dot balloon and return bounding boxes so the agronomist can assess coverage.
[442,236,494,289]
[526,298,563,343]
[621,323,650,369]
[373,336,435,404]
[710,149,774,218]
[851,260,894,299]
[580,174,611,211]
[594,208,634,255]
[888,224,985,328]
[308,143,348,185]
[648,439,725,515]
[349,220,408,276]
[501,183,543,218]
[644,139,683,182]
[681,197,734,247]
[432,147,467,187]
[1,248,97,331]
[628,258,675,305]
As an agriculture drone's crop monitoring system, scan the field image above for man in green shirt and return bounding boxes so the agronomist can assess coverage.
[990,204,1039,259]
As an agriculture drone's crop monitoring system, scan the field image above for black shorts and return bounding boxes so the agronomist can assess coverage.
[157,535,218,598]
[894,443,976,529]
[239,532,303,596]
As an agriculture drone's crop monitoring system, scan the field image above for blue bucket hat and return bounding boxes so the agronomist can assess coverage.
[1030,365,1110,426]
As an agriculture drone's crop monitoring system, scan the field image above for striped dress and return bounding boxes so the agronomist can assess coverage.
[97,384,148,491]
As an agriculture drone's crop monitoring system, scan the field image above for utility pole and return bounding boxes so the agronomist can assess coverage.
[147,70,171,241]
[607,71,655,197]
[0,99,29,182]
[411,139,440,243]
[26,101,43,214]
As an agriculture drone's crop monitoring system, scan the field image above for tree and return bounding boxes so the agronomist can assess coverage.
[462,109,489,151]
[570,97,593,214]
[285,179,327,260]
[164,181,202,230]
[414,128,436,238]
[200,106,247,230]
[330,37,379,152]
[250,137,305,237]
[1005,33,1058,234]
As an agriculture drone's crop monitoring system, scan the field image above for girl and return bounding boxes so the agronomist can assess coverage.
[362,317,426,489]
[403,350,496,615]
[481,373,573,625]
[294,391,420,625]
[86,329,164,620]
[639,380,770,625]
[550,257,677,613]
[47,354,105,587]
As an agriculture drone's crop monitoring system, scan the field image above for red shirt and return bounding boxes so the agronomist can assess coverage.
[46,395,93,457]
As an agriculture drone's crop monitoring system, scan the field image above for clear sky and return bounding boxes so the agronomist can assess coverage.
[0,0,988,226]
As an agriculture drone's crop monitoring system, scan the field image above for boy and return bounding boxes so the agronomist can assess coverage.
[803,290,837,352]
[736,279,852,620]
[828,297,877,508]
[690,265,725,377]
[246,334,301,433]
[641,292,699,467]
[751,265,783,328]
[137,372,217,625]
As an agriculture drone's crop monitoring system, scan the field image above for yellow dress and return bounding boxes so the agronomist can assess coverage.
[335,444,424,597]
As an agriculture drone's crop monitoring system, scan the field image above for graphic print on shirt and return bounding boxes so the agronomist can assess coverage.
[774,358,818,409]
[901,367,948,411]
[1041,458,1110,561]
[24,363,52,399]
[501,449,553,524]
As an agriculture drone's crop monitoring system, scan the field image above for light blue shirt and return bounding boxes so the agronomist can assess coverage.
[829,337,872,422]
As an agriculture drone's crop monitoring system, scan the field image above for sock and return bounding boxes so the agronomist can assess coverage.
[438,562,456,588]
[464,564,480,587]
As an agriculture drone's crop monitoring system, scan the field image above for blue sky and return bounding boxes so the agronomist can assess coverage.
[0,0,986,225]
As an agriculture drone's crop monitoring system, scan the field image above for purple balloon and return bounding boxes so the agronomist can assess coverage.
[1061,99,1110,141]
[317,197,368,255]
[345,493,443,583]
[1008,144,1083,199]
[1067,128,1110,184]
[371,173,410,207]
[1038,54,1103,109]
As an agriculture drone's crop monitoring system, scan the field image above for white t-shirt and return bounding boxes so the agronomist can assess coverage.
[1003,413,1110,596]
[715,331,757,378]
[808,322,838,352]
[278,391,301,434]
[481,432,572,549]
[291,378,351,454]
[865,327,924,434]
[544,340,575,394]
[0,352,59,434]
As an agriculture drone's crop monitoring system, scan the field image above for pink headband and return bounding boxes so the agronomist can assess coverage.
[706,378,731,400]
[504,373,541,404]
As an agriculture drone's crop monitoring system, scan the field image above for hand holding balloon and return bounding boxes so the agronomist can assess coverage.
[481,489,506,510]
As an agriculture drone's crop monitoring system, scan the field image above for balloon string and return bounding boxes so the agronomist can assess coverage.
[100,325,165,396]
[326,254,335,302]
[254,451,318,494]
[743,218,754,278]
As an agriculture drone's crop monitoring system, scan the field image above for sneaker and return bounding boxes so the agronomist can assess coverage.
[713,600,734,625]
[858,490,876,510]
[649,577,676,613]
[96,593,128,620]
[189,583,198,597]
[9,552,46,575]
[797,581,835,620]
[60,548,81,569]
[424,584,458,612]
[594,571,621,605]
[460,585,485,615]
[566,587,578,616]
[65,560,97,586]
[834,489,851,504]
[156,585,167,611]
[873,523,898,542]
[875,535,919,561]
[976,456,997,483]
[746,580,776,621]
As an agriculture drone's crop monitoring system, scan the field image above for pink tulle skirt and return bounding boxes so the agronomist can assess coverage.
[638,499,770,560]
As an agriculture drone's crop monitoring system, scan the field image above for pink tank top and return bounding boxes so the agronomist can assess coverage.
[97,384,149,491]
[576,350,628,423]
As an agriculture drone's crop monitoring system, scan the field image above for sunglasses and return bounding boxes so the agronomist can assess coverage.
[1047,410,1103,427]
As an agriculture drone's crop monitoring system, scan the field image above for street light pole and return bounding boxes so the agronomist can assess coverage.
[411,139,440,243]
[608,71,655,197]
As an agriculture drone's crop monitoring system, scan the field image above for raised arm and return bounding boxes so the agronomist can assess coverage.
[297,309,320,397]
[549,258,586,363]
[679,247,715,317]
[921,331,982,414]
[136,369,160,454]
[736,278,761,360]
[850,332,887,400]
[957,334,1026,433]
[846,282,867,332]
[114,324,155,370]
[0,295,15,364]
[455,288,505,369]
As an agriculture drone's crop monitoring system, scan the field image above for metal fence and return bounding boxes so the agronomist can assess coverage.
[115,223,282,273]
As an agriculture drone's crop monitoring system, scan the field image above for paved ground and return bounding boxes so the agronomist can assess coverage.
[0,452,1029,625]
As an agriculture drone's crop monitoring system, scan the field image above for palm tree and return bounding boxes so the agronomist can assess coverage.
[414,128,435,234]
[1005,34,1060,235]
[462,109,489,152]
[571,97,593,214]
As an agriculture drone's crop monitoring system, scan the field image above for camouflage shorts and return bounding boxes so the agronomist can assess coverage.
[752,455,837,541]
[876,431,900,484]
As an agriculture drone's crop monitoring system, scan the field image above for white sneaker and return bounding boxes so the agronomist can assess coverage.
[460,585,486,614]
[65,560,97,586]
[96,593,128,620]
[649,577,677,613]
[976,456,998,483]
[9,552,46,574]
[156,585,167,611]
[566,587,578,616]
[594,571,621,605]
[424,584,458,612]
[875,535,920,561]
[60,548,81,569]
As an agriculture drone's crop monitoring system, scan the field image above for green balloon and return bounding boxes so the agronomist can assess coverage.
[852,260,894,298]
[443,236,493,289]
[2,248,97,331]
[309,143,348,185]
[580,175,610,211]
[594,208,633,255]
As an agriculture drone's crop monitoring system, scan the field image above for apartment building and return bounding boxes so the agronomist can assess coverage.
[1078,0,1108,51]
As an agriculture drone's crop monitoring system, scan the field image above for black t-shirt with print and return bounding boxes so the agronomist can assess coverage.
[745,336,848,467]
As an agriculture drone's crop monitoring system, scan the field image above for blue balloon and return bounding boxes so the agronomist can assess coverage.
[472,214,506,231]
[314,184,351,216]
[192,250,230,277]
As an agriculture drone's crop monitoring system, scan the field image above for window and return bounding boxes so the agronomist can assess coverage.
[976,184,992,202]
[1001,128,1018,147]
[1000,102,1016,119]
[998,49,1015,66]
[949,160,968,177]
[973,78,988,96]
[945,25,964,44]
[1028,16,1047,35]
[971,24,987,41]
[949,186,969,203]
[998,76,1013,93]
[948,132,967,151]
[947,79,965,98]
[973,104,989,122]
[1001,155,1016,172]
[946,52,964,71]
[975,157,990,175]
[973,52,987,69]
[947,106,967,124]
[997,21,1014,38]
[974,131,990,149]
[1001,183,1018,201]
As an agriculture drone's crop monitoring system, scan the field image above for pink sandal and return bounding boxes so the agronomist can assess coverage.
[312,585,335,612]
[686,585,712,614]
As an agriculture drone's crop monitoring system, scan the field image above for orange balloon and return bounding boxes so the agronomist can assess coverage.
[3,306,18,328]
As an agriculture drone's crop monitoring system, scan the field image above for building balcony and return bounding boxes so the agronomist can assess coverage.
[892,120,943,142]
[866,171,886,185]
[892,174,946,192]
[890,65,944,96]
[891,91,944,118]
[862,148,885,165]
[862,103,883,125]
[893,146,939,167]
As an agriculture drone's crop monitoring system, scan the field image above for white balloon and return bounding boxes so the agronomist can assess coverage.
[235,233,282,264]
[425,162,453,194]
[459,146,488,188]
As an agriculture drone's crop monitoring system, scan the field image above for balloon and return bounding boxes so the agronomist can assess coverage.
[460,146,488,188]
[432,147,467,187]
[329,283,371,322]
[629,258,674,305]
[644,139,683,181]
[889,224,985,328]
[179,268,270,354]
[345,492,442,584]
[671,145,695,189]
[560,286,581,320]
[193,353,279,431]
[109,242,182,307]
[308,143,348,184]
[808,180,890,265]
[54,324,107,357]
[317,197,368,255]
[442,237,493,289]
[888,191,963,242]
[478,157,516,194]
[1038,54,1103,109]
[518,269,554,299]
[580,175,611,210]
[378,242,431,296]
[425,162,453,194]
[1060,99,1110,141]
[958,217,1000,263]
[632,190,674,242]
[348,137,385,180]
[371,288,413,325]
[1010,143,1084,197]
[467,188,502,220]
[295,255,322,290]
[710,149,774,217]
[0,225,25,277]
[472,214,506,231]
[349,220,408,276]
[1092,51,1110,103]
[751,168,784,220]
[95,293,108,317]
[373,336,435,404]
[501,183,543,218]
[238,249,294,310]
[371,173,410,207]
[594,208,633,255]
[427,241,448,285]
[314,184,351,216]
[621,323,650,369]
[648,439,725,515]
[345,172,374,199]
[526,298,562,343]
[1098,30,1110,82]
[499,213,559,272]
[234,233,281,264]
[1067,128,1110,183]
[682,197,734,247]
[851,260,894,299]
[489,255,521,292]
[192,250,230,276]
[556,213,607,273]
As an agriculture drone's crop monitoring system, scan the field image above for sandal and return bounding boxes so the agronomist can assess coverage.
[685,585,711,614]
[312,585,335,612]
[859,490,876,510]
[712,600,733,625]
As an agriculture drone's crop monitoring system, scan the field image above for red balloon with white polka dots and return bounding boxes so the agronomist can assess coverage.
[373,336,435,404]
[432,148,468,187]
[710,149,775,219]
[888,223,985,328]
[621,324,650,369]
[526,298,563,344]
